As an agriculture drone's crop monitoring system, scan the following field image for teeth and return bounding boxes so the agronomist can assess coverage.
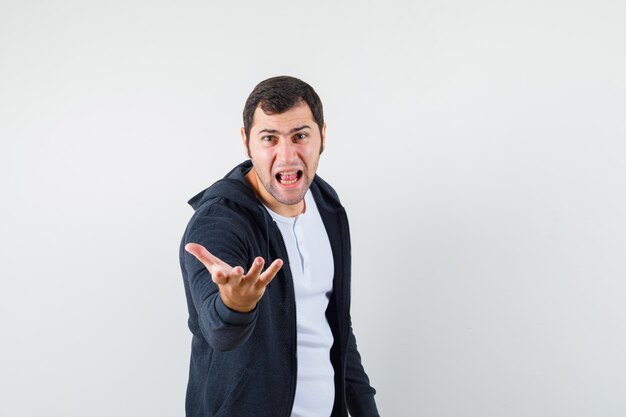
[277,170,299,185]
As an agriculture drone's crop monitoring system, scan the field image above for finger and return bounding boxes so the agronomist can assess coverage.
[186,242,235,276]
[256,259,283,288]
[185,243,221,269]
[228,266,245,284]
[186,243,234,285]
[245,257,265,279]
[211,269,229,285]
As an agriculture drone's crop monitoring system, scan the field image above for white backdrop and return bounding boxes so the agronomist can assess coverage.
[2,1,625,416]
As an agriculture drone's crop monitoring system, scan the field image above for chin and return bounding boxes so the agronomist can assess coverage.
[270,185,307,206]
[275,192,307,206]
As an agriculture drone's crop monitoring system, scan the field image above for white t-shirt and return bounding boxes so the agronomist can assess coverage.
[264,190,335,417]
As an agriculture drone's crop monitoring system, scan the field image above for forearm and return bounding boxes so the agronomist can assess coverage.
[196,290,258,351]
[345,328,380,417]
[182,230,258,351]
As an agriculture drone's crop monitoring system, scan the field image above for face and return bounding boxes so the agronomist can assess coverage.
[241,101,326,217]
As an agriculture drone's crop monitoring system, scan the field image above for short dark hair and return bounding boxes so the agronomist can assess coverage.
[242,76,324,144]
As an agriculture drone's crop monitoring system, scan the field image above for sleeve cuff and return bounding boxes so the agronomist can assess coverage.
[348,392,380,417]
[214,295,258,325]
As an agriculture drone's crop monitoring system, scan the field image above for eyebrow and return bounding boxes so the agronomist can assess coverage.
[257,125,311,136]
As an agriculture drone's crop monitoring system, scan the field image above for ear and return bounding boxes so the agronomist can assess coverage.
[320,123,327,154]
[240,127,251,158]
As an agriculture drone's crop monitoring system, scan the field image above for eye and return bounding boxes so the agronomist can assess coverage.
[261,135,275,142]
[294,133,307,140]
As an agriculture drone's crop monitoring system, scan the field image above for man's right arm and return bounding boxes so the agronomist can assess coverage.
[182,216,281,351]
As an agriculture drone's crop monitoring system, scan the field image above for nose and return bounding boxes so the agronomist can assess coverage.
[276,138,298,164]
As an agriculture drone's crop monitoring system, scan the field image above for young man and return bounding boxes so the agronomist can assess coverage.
[180,76,380,417]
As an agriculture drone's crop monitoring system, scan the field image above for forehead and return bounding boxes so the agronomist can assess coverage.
[251,102,315,133]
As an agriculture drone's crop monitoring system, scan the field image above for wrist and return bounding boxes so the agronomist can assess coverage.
[214,294,258,325]
[219,293,257,313]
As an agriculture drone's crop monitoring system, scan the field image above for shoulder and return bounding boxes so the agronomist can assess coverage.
[186,197,255,241]
[311,174,344,211]
[182,197,263,269]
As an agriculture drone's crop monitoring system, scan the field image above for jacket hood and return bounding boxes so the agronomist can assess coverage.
[188,160,344,214]
[187,160,259,212]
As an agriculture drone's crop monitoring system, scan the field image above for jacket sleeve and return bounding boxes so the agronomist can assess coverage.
[182,209,257,352]
[345,325,380,417]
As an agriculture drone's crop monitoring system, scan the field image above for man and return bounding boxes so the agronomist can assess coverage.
[180,76,380,417]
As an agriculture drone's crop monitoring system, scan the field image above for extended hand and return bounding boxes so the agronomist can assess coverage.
[185,243,283,313]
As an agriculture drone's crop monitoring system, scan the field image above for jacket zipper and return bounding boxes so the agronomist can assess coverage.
[269,221,298,417]
[287,261,298,417]
[338,207,351,414]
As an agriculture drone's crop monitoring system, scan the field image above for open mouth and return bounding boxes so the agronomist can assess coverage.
[275,170,303,186]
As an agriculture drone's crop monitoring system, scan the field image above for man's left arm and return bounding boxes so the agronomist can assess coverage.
[345,325,380,417]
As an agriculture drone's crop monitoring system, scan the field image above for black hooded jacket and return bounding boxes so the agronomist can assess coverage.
[179,160,379,417]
